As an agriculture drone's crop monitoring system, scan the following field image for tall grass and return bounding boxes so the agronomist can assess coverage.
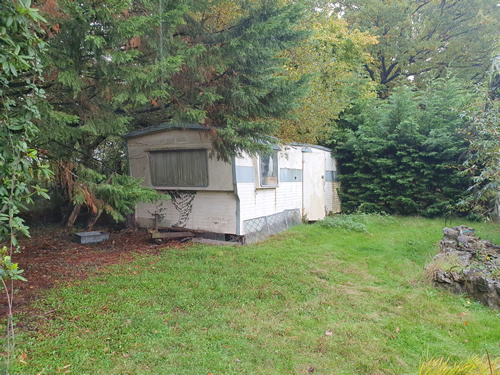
[420,356,500,374]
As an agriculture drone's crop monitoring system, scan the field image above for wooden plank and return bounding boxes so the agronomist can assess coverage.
[169,226,211,234]
[192,238,241,246]
[151,231,195,239]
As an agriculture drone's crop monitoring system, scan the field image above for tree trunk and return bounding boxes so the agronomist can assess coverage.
[87,212,101,231]
[125,213,136,229]
[66,204,81,228]
[59,202,73,226]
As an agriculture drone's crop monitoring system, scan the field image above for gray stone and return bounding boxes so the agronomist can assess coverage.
[442,227,460,239]
[430,226,500,309]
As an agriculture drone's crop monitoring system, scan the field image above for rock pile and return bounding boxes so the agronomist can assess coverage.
[430,226,500,309]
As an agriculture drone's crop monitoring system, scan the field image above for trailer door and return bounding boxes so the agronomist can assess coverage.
[302,151,326,221]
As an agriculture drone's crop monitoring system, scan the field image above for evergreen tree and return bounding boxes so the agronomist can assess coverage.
[34,0,185,226]
[33,0,310,225]
[178,0,310,159]
[335,79,473,216]
[37,0,191,172]
[38,0,309,162]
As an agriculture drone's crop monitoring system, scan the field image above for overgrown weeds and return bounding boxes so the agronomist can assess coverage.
[419,356,500,374]
[316,212,394,233]
[424,253,463,281]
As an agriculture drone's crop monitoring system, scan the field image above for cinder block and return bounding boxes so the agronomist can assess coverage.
[72,231,110,244]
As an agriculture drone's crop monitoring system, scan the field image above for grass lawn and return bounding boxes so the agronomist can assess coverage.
[9,216,500,374]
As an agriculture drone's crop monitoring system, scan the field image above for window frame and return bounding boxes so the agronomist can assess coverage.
[258,151,279,188]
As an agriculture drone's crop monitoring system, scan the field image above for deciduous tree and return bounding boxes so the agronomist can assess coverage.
[0,0,50,247]
[460,54,500,218]
[0,0,48,368]
[279,11,377,144]
[334,0,498,95]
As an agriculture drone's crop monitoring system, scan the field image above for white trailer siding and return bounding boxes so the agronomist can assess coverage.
[234,145,337,242]
[234,147,304,236]
[135,191,237,233]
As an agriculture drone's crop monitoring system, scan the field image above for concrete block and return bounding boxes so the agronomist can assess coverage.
[73,231,110,244]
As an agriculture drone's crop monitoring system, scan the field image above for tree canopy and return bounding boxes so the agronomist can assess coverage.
[38,0,310,163]
[335,0,498,94]
[279,11,377,144]
[2,0,499,232]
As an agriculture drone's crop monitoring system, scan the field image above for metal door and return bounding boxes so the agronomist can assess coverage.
[302,151,326,221]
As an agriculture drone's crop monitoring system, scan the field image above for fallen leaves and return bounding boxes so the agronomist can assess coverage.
[19,351,28,364]
[56,364,71,373]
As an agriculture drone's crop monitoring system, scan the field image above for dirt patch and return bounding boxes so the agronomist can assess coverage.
[0,226,188,316]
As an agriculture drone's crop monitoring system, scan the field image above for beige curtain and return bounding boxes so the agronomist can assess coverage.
[150,149,208,187]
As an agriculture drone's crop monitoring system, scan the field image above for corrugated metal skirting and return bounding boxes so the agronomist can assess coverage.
[243,209,301,244]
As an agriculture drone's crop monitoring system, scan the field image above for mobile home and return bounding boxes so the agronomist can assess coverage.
[124,124,341,243]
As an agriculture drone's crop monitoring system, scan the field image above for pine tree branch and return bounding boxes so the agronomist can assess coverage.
[441,28,477,42]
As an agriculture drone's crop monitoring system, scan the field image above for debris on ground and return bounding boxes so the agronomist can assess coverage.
[0,226,189,316]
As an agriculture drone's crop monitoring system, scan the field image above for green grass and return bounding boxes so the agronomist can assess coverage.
[9,217,500,374]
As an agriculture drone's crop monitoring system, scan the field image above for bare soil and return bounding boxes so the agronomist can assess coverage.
[0,226,186,316]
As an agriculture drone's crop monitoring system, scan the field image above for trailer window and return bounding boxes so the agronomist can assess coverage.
[149,149,208,187]
[259,152,278,187]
